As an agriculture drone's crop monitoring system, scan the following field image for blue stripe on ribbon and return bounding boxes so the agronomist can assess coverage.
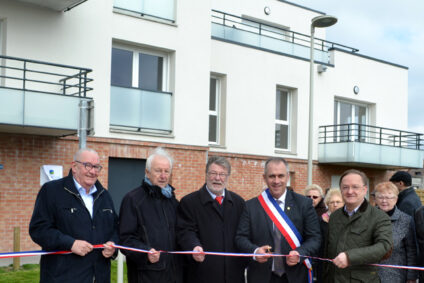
[265,188,303,242]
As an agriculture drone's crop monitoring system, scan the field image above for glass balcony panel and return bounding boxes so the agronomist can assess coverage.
[0,88,24,124]
[110,86,171,131]
[114,0,175,21]
[0,88,83,130]
[212,23,329,64]
[24,91,81,129]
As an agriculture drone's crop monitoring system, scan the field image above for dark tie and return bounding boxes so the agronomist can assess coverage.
[273,200,285,277]
[215,196,223,205]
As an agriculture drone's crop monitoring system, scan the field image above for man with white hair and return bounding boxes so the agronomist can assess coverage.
[119,147,181,283]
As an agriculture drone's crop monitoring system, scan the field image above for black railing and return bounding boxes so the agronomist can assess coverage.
[211,10,359,54]
[0,55,93,97]
[319,123,424,150]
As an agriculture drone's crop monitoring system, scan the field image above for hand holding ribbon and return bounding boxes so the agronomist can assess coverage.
[192,246,205,262]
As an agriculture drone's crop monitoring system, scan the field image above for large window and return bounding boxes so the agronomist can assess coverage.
[110,46,171,133]
[275,89,291,150]
[334,100,368,141]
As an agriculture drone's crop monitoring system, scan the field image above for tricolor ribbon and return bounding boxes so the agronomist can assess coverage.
[1,244,424,272]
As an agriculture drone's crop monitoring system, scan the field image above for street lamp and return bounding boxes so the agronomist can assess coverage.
[307,15,337,185]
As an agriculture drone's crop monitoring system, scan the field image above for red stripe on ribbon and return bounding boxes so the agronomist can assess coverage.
[258,194,297,249]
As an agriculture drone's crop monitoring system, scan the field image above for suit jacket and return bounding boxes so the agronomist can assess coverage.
[235,189,321,283]
[176,185,246,283]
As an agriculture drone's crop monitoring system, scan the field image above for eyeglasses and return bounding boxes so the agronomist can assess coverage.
[307,195,320,200]
[375,195,397,201]
[329,201,343,206]
[341,185,363,191]
[75,161,103,172]
[207,171,228,178]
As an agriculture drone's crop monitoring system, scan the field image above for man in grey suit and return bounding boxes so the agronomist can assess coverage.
[235,157,321,283]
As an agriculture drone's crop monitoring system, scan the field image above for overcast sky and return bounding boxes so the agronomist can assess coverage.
[290,0,424,133]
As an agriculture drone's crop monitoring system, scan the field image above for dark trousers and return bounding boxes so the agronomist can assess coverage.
[270,273,289,283]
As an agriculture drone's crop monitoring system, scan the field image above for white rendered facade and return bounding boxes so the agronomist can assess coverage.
[0,0,410,161]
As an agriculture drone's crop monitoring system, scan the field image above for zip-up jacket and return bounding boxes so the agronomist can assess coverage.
[29,170,118,283]
[119,180,181,283]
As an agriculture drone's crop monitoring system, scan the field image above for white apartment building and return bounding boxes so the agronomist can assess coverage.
[0,0,421,251]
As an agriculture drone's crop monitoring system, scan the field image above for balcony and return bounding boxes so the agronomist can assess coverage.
[113,0,175,23]
[110,86,172,133]
[319,124,424,169]
[211,10,358,65]
[0,55,93,136]
[16,0,88,11]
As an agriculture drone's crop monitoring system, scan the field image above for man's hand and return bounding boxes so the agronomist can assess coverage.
[71,240,93,256]
[333,252,349,268]
[192,246,205,262]
[147,248,160,263]
[254,245,272,263]
[102,241,115,258]
[286,250,300,266]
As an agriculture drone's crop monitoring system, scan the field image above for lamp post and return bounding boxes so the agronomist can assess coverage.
[307,15,337,185]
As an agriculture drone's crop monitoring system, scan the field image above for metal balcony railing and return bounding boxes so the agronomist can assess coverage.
[319,123,424,150]
[211,10,358,64]
[0,55,92,97]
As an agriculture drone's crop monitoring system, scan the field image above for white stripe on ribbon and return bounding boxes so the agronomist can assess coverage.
[260,190,312,270]
[261,190,301,247]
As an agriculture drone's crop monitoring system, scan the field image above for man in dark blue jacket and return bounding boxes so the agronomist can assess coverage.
[390,171,421,217]
[29,148,118,283]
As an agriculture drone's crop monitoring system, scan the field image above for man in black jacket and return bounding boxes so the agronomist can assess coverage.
[29,148,118,283]
[176,156,246,283]
[119,147,181,283]
[390,171,421,217]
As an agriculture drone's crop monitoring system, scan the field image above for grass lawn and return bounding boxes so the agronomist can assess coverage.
[0,260,127,283]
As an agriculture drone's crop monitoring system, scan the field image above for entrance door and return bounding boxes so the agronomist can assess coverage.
[108,157,146,214]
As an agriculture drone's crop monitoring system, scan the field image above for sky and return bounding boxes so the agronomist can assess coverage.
[291,0,424,133]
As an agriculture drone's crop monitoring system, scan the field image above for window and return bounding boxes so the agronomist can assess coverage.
[111,47,165,91]
[208,75,226,145]
[275,89,290,150]
[334,100,368,142]
[209,77,219,143]
[110,46,171,133]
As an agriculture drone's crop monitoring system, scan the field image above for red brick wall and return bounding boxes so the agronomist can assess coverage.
[0,133,394,253]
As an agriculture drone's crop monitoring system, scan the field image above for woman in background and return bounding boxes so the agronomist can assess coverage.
[374,181,417,283]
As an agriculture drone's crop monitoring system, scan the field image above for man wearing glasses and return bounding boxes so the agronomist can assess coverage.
[176,156,246,283]
[324,169,393,283]
[29,148,118,283]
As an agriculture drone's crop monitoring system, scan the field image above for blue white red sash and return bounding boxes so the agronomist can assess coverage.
[258,188,313,282]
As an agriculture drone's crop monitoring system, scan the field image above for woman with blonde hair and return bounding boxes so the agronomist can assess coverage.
[374,181,417,283]
[321,188,344,223]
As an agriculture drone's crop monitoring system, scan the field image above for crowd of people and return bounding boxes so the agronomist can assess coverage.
[28,147,424,283]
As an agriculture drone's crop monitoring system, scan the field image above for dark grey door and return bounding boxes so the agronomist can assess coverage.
[108,157,146,214]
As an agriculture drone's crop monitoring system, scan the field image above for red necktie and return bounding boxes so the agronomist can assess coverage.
[215,196,223,205]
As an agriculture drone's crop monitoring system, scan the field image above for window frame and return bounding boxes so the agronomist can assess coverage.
[275,88,291,151]
[208,76,221,145]
[334,99,369,142]
[111,44,169,92]
[110,43,172,135]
